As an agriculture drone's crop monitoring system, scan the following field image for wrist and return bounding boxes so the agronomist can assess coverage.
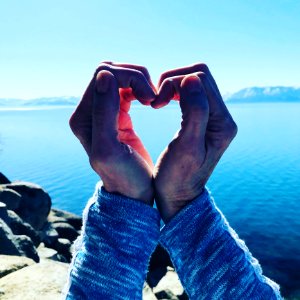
[103,182,154,206]
[155,186,205,223]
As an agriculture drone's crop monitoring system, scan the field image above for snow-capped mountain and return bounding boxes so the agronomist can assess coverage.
[0,96,79,107]
[225,87,300,103]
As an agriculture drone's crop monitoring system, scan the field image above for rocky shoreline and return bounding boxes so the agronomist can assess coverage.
[0,172,187,299]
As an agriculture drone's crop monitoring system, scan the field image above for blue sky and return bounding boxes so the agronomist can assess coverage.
[1,0,299,99]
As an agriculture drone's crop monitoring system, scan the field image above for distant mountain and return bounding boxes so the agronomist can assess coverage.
[0,96,79,107]
[1,87,300,107]
[225,87,300,103]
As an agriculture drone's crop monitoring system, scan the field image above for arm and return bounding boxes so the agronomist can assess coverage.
[65,63,159,299]
[65,183,160,299]
[160,189,281,299]
[152,64,282,299]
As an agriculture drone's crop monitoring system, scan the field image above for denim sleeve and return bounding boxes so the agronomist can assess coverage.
[159,188,282,300]
[64,182,160,300]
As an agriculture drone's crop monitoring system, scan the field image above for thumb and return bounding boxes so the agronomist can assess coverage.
[179,75,209,137]
[92,70,120,156]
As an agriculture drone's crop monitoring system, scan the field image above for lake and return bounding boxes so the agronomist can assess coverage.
[0,103,300,298]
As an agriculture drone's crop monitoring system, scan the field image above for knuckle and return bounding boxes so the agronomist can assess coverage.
[100,61,112,65]
[69,114,80,134]
[159,71,170,84]
[134,69,145,80]
[163,77,174,87]
[94,63,111,77]
[193,62,209,73]
[222,118,238,143]
[138,66,151,80]
[209,116,238,150]
[196,71,207,80]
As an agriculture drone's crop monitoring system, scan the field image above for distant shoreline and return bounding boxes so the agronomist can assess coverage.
[1,86,300,108]
[1,102,300,111]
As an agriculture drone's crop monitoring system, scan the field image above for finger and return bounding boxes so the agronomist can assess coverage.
[152,63,224,112]
[103,62,154,166]
[70,62,155,151]
[194,71,229,117]
[92,70,120,157]
[158,63,220,96]
[179,75,209,136]
[69,78,95,154]
[104,62,157,102]
[104,62,154,86]
[94,63,156,105]
[151,76,182,109]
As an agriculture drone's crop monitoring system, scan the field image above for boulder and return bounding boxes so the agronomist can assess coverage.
[1,182,51,230]
[54,238,72,262]
[155,289,179,300]
[47,213,67,224]
[51,208,82,231]
[51,222,78,242]
[143,283,158,300]
[40,222,59,248]
[7,210,40,246]
[153,268,184,299]
[0,255,35,278]
[0,259,69,299]
[0,188,22,210]
[0,219,20,256]
[0,173,10,184]
[13,235,39,263]
[0,219,39,262]
[37,243,67,263]
[0,202,9,223]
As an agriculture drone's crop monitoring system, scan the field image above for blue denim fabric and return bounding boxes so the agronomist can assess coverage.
[160,188,282,300]
[64,183,282,299]
[64,182,161,299]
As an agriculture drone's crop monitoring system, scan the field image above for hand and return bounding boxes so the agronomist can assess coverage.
[69,62,156,205]
[151,63,238,222]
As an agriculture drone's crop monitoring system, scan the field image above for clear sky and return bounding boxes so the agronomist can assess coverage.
[1,0,299,99]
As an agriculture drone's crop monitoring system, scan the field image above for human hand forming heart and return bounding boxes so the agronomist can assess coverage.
[69,62,237,221]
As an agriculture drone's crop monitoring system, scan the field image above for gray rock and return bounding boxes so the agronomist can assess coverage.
[143,283,158,300]
[0,219,20,256]
[0,219,39,262]
[0,173,10,184]
[52,222,79,242]
[7,210,40,247]
[2,182,51,230]
[54,238,72,262]
[153,269,184,299]
[13,235,39,263]
[37,243,67,262]
[0,202,9,223]
[155,289,179,299]
[51,208,82,231]
[0,259,69,299]
[0,188,22,210]
[0,255,35,278]
[47,212,67,224]
[40,222,59,248]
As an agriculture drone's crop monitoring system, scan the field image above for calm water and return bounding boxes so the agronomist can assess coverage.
[0,103,300,298]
